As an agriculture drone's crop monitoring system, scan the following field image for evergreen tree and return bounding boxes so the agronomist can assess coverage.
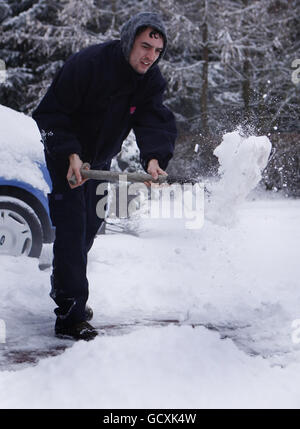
[0,0,299,192]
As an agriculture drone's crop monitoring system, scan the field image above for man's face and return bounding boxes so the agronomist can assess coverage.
[129,27,164,74]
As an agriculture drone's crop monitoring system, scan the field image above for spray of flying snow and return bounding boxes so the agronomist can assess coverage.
[205,130,272,227]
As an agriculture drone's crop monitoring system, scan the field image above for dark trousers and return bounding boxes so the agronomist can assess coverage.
[45,152,108,327]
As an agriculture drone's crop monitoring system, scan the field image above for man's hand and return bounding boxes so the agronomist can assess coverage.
[145,159,167,186]
[67,154,89,189]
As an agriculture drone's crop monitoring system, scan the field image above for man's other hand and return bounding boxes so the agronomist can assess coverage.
[145,158,167,186]
[67,154,89,188]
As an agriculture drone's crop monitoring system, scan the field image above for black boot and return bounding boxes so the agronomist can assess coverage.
[55,320,98,341]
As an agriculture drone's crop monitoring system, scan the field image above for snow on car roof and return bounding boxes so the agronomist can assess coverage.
[0,104,49,195]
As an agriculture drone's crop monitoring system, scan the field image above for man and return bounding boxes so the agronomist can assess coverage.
[32,12,177,341]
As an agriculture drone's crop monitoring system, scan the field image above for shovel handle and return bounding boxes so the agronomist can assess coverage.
[68,163,168,186]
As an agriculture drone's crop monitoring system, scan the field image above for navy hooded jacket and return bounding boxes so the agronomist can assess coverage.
[32,38,177,171]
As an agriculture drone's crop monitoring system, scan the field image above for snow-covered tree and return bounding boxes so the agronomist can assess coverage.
[0,0,299,192]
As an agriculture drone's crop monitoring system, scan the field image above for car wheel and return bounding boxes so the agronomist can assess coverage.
[0,201,43,258]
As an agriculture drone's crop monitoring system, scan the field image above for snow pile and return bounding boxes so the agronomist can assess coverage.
[206,131,272,226]
[1,324,300,409]
[0,104,49,194]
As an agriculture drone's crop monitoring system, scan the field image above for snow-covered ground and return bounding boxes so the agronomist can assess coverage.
[0,105,299,408]
[0,195,300,408]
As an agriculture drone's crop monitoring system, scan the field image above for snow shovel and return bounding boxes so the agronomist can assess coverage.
[68,163,199,186]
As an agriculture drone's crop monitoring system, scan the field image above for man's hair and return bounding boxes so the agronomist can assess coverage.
[135,26,164,41]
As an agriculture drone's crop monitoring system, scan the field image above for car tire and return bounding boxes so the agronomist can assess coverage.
[0,201,43,258]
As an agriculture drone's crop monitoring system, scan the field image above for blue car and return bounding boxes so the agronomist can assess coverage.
[0,163,54,258]
[0,105,54,258]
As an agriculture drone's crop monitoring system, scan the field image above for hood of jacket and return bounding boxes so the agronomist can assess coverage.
[120,12,167,68]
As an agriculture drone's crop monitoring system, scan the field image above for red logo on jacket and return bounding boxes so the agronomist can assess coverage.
[130,106,136,115]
